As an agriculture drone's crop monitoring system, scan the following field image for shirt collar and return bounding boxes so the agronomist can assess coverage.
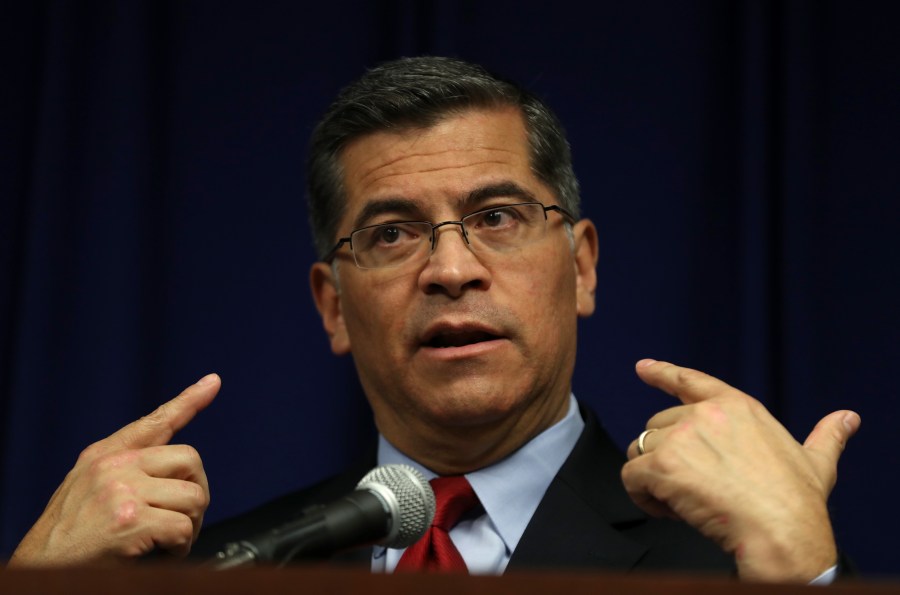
[376,395,584,555]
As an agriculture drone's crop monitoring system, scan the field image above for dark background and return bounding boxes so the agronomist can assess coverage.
[1,0,897,577]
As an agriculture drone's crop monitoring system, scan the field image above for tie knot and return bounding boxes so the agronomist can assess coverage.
[430,476,479,531]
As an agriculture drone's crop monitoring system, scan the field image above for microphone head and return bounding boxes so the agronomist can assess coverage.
[356,464,435,548]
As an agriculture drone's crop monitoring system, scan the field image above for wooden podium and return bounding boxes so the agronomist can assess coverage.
[2,565,898,594]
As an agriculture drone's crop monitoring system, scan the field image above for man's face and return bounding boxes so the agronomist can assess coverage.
[311,107,598,472]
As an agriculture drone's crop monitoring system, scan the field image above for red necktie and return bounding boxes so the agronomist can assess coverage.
[395,476,480,573]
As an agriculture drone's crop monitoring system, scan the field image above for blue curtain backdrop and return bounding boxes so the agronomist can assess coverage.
[1,0,897,576]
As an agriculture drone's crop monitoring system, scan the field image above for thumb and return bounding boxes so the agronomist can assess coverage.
[100,373,221,451]
[803,410,861,483]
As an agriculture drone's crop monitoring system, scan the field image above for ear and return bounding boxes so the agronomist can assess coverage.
[310,262,351,354]
[572,219,599,317]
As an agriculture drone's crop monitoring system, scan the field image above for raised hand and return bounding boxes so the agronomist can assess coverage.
[621,360,859,582]
[8,374,220,567]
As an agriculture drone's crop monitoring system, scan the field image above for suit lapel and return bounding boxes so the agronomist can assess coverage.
[508,405,651,571]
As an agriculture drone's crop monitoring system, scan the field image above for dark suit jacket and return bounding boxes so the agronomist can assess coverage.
[191,405,732,573]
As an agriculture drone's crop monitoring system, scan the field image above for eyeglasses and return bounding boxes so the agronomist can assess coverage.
[323,201,576,270]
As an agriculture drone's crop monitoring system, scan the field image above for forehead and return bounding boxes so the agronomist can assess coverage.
[337,107,547,225]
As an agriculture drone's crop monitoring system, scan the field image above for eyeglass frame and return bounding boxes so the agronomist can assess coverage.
[321,201,577,269]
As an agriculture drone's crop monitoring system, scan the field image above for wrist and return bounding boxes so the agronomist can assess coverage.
[735,519,838,582]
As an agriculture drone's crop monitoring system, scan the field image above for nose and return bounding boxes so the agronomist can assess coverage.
[417,223,492,298]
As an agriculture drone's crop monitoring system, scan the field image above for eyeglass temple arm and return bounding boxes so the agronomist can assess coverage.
[322,237,351,264]
[545,204,577,223]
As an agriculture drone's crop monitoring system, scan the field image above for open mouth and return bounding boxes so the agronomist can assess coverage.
[425,329,501,348]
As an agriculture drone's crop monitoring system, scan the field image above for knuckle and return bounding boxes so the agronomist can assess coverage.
[139,396,182,433]
[693,400,732,426]
[118,540,153,558]
[111,499,141,530]
[731,398,757,421]
[186,481,210,509]
[174,514,194,542]
[744,395,767,415]
[89,450,138,476]
[177,443,202,464]
[77,442,103,462]
[97,479,137,508]
[694,399,722,417]
[675,366,704,388]
[619,459,642,492]
[620,461,635,484]
[706,392,764,422]
[87,455,111,477]
[651,479,677,504]
[139,405,172,433]
[651,447,680,474]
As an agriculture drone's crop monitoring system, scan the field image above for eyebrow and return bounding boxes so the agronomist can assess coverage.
[351,198,422,230]
[462,182,538,211]
[351,181,540,230]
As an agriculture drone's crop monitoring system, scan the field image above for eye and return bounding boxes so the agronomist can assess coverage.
[377,226,402,244]
[359,222,423,250]
[470,206,520,231]
[482,210,510,227]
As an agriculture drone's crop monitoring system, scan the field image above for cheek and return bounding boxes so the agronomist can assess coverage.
[341,271,416,348]
[496,252,577,348]
[539,275,577,334]
[522,249,577,317]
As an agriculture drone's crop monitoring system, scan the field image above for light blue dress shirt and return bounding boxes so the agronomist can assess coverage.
[372,394,584,574]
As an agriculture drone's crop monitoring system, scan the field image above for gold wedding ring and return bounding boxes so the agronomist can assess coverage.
[637,428,659,456]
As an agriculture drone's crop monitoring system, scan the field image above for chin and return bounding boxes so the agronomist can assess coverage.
[419,388,528,429]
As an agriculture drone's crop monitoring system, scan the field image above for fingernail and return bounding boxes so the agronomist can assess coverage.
[197,373,217,386]
[842,411,861,433]
[637,359,657,368]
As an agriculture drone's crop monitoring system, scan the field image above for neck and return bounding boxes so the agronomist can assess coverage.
[377,393,571,475]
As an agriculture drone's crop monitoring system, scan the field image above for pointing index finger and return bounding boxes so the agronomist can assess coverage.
[635,359,737,404]
[101,374,221,451]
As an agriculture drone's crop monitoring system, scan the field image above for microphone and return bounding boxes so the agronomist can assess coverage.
[210,464,436,569]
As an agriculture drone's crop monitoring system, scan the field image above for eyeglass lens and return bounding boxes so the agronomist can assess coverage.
[350,203,548,269]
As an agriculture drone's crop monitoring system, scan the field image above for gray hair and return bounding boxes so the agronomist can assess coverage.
[306,56,581,259]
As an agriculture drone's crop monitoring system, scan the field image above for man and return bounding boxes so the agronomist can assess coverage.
[8,57,860,582]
